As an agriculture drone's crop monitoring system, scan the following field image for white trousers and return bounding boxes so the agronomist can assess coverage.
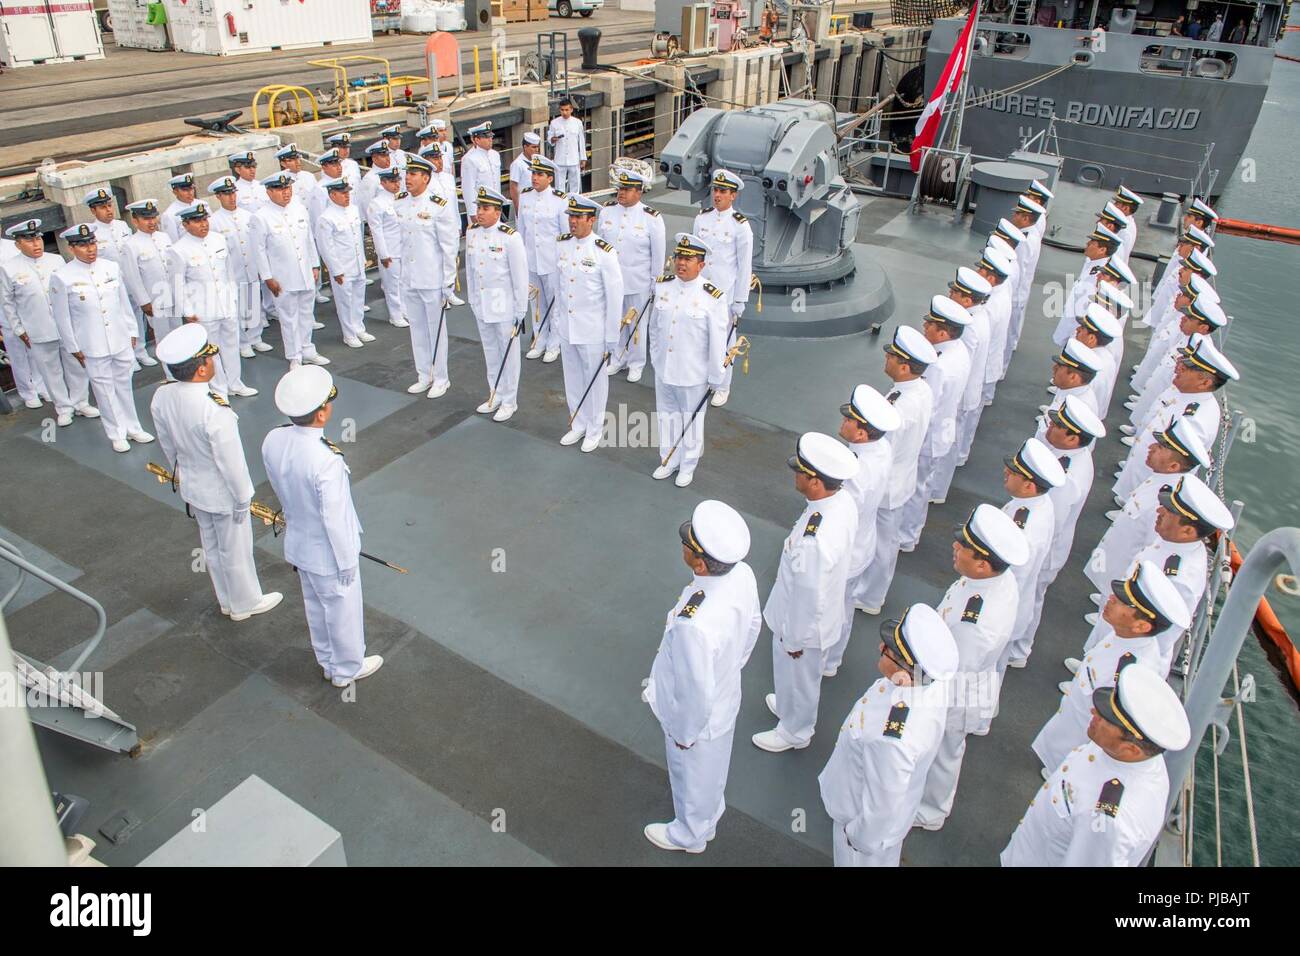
[331,276,367,341]
[954,402,983,465]
[528,270,559,352]
[28,341,89,416]
[132,304,151,361]
[299,567,365,682]
[900,448,950,548]
[478,317,521,408]
[825,566,868,673]
[664,728,734,851]
[200,316,243,394]
[83,349,142,442]
[832,825,902,867]
[403,286,449,386]
[1,316,42,401]
[147,311,181,381]
[377,258,405,324]
[194,507,263,616]
[609,290,651,371]
[560,342,608,440]
[859,504,906,610]
[237,282,266,347]
[915,708,969,828]
[771,631,823,746]
[718,317,742,393]
[273,289,318,362]
[554,164,581,195]
[655,379,709,475]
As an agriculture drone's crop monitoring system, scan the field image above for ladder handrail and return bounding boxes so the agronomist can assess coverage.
[0,537,107,677]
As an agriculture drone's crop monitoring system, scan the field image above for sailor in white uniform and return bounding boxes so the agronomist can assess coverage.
[263,367,383,687]
[465,187,529,423]
[1034,339,1102,440]
[599,168,665,382]
[357,141,399,220]
[516,155,568,362]
[1087,418,1209,590]
[1035,561,1189,770]
[0,219,94,426]
[952,254,996,446]
[120,199,178,370]
[553,193,623,452]
[1002,663,1190,867]
[1143,226,1213,330]
[275,144,328,305]
[753,433,860,753]
[161,173,198,243]
[1113,337,1236,499]
[49,223,154,453]
[1186,197,1218,235]
[324,133,364,192]
[825,384,901,678]
[418,143,457,207]
[1112,185,1144,263]
[857,327,936,613]
[1091,256,1137,372]
[85,187,154,368]
[208,177,271,358]
[693,169,753,408]
[461,121,502,222]
[151,324,283,622]
[0,225,46,408]
[1006,194,1046,357]
[819,604,958,867]
[642,500,762,854]
[1072,305,1122,417]
[508,130,541,211]
[229,151,268,213]
[168,201,254,399]
[1128,300,1225,425]
[915,504,1028,829]
[250,172,325,370]
[365,166,408,329]
[431,120,456,194]
[314,176,372,350]
[1097,203,1129,264]
[998,438,1067,671]
[378,124,407,177]
[1131,260,1217,390]
[394,153,459,398]
[546,99,587,195]
[647,232,729,487]
[1052,225,1119,346]
[899,295,972,550]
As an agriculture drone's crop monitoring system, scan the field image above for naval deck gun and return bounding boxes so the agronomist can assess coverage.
[659,99,862,291]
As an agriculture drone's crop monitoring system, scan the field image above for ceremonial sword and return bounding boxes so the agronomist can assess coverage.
[613,297,653,369]
[658,336,751,469]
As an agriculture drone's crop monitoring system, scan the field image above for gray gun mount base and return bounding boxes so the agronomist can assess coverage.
[745,244,894,338]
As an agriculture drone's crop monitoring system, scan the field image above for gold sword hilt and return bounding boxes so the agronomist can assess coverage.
[725,335,751,374]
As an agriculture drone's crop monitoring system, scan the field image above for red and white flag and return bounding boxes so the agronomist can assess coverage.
[910,1,980,172]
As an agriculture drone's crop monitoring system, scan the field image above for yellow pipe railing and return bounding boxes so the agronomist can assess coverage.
[251,85,320,129]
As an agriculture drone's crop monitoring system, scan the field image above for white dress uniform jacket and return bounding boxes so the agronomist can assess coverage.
[598,200,667,296]
[250,201,318,290]
[547,114,587,167]
[1053,259,1104,345]
[315,203,366,279]
[168,232,235,319]
[121,230,176,320]
[553,232,623,347]
[460,146,502,219]
[161,198,190,242]
[1086,473,1195,593]
[465,221,530,408]
[1002,493,1058,663]
[234,177,268,213]
[1002,741,1169,867]
[693,207,753,312]
[50,258,136,358]
[396,186,459,387]
[90,219,132,265]
[1114,389,1221,499]
[1,251,63,343]
[365,188,405,324]
[819,677,950,866]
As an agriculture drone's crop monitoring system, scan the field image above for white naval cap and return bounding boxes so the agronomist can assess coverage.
[1094,662,1191,751]
[928,293,972,328]
[1152,415,1212,469]
[177,200,211,221]
[993,218,1025,247]
[1159,473,1235,533]
[156,322,217,366]
[1115,185,1145,206]
[318,148,343,165]
[468,121,493,137]
[1099,201,1126,228]
[1184,297,1227,329]
[1100,256,1137,286]
[1094,280,1134,313]
[417,124,437,139]
[1112,559,1193,632]
[208,176,238,195]
[790,432,860,483]
[956,502,1030,567]
[1079,302,1122,342]
[430,118,447,130]
[1180,273,1220,306]
[60,223,97,244]
[680,499,751,565]
[1014,194,1046,217]
[1048,393,1107,440]
[978,245,1014,279]
[1088,223,1122,246]
[986,234,1017,263]
[613,167,650,189]
[882,604,959,681]
[522,130,541,145]
[1179,335,1239,382]
[710,168,743,191]
[168,173,195,189]
[1056,336,1104,375]
[364,141,390,156]
[1189,197,1218,221]
[885,324,939,367]
[950,266,992,300]
[124,198,160,216]
[1005,436,1067,489]
[673,232,711,257]
[84,187,114,207]
[275,365,336,418]
[5,218,42,238]
[274,143,303,161]
[1181,224,1215,250]
[261,172,295,189]
[321,176,351,192]
[325,132,352,145]
[1185,248,1217,278]
[565,193,601,216]
[842,384,902,434]
[380,124,403,138]
[475,186,507,208]
[1027,179,1055,201]
[529,154,558,175]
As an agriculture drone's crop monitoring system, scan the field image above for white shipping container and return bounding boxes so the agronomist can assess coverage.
[0,1,105,67]
[163,0,372,56]
[105,0,167,51]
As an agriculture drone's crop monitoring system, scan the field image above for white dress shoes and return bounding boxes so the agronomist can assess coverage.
[332,655,384,687]
[230,592,283,622]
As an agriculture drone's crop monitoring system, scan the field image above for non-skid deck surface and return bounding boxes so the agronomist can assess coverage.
[6,182,1165,865]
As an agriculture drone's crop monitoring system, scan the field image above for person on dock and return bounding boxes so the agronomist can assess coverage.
[1112,186,1144,263]
[642,500,761,855]
[753,433,859,754]
[250,172,326,371]
[364,166,409,330]
[547,99,586,196]
[357,141,398,219]
[465,187,529,424]
[151,324,282,624]
[277,144,328,307]
[818,604,957,866]
[1143,225,1213,329]
[324,133,363,192]
[1006,194,1046,358]
[461,121,502,223]
[509,131,541,212]
[599,168,665,384]
[693,169,753,409]
[516,155,568,364]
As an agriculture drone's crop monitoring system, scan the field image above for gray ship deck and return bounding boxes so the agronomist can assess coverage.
[2,183,1171,866]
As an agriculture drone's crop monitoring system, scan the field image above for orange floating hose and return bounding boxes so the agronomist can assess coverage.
[1215,217,1300,245]
[1229,541,1300,697]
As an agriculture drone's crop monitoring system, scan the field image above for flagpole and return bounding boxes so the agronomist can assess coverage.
[948,0,982,153]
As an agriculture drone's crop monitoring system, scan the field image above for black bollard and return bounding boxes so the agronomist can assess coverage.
[578,27,601,71]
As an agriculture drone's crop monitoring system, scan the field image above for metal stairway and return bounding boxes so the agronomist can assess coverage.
[0,537,139,755]
[1010,0,1036,26]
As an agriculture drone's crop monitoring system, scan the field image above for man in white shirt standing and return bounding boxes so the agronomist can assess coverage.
[516,155,568,363]
[277,143,329,306]
[464,187,529,423]
[509,131,542,212]
[250,172,326,369]
[357,141,398,219]
[85,187,155,369]
[228,151,267,213]
[0,225,45,409]
[642,500,762,854]
[315,177,373,350]
[753,432,860,754]
[208,176,272,359]
[120,199,178,374]
[161,173,198,242]
[49,223,154,452]
[461,121,503,224]
[0,219,95,426]
[693,169,753,408]
[547,99,587,196]
[365,167,408,329]
[324,133,363,191]
[380,124,408,176]
[151,324,282,622]
[600,168,665,383]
